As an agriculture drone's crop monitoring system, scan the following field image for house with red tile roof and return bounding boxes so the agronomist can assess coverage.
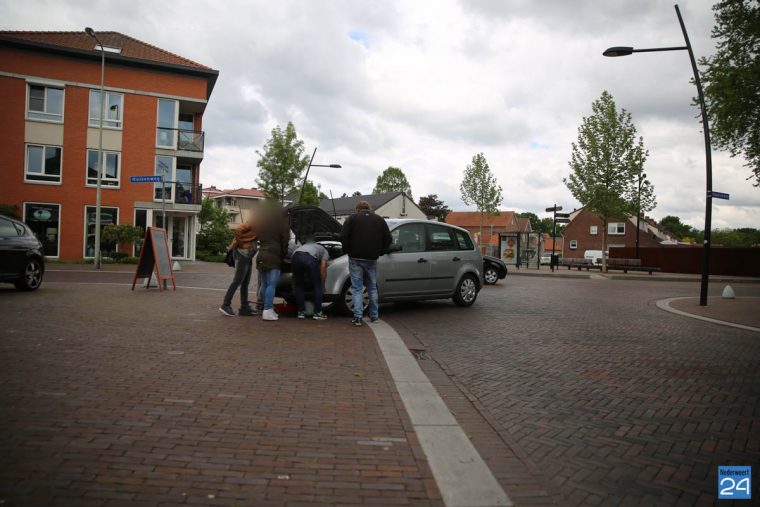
[446,211,542,265]
[0,31,218,260]
[202,187,267,226]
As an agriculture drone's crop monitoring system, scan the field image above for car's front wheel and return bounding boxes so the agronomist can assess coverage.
[452,274,478,307]
[484,266,499,285]
[14,257,43,291]
[334,281,369,316]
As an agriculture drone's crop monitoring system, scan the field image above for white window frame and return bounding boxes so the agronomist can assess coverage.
[608,222,626,235]
[589,225,598,235]
[569,240,578,250]
[156,98,179,148]
[83,205,119,258]
[154,155,176,202]
[27,83,64,123]
[23,201,61,258]
[86,149,121,188]
[25,144,63,185]
[89,90,124,129]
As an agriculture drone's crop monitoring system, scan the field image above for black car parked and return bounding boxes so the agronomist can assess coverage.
[483,255,507,285]
[0,215,45,291]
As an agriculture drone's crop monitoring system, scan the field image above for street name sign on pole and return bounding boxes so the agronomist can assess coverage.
[709,191,730,200]
[130,175,162,183]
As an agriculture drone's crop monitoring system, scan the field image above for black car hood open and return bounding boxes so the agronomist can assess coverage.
[288,205,343,243]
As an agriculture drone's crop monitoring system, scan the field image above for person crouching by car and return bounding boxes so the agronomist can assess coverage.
[220,216,258,317]
[292,235,329,320]
[256,204,290,321]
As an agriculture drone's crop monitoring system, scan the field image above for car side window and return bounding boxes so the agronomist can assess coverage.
[391,223,425,253]
[0,218,21,237]
[426,224,456,251]
[453,229,474,250]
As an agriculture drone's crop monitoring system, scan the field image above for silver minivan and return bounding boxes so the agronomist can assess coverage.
[277,206,483,315]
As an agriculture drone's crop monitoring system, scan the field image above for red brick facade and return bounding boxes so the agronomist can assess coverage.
[562,208,666,259]
[0,33,217,260]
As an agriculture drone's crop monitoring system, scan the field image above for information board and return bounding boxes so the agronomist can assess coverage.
[131,227,176,291]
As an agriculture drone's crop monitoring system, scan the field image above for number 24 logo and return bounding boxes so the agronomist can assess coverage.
[720,477,751,497]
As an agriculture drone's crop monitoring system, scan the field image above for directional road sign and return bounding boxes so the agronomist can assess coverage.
[555,213,570,219]
[545,206,563,212]
[130,175,162,183]
[555,218,571,224]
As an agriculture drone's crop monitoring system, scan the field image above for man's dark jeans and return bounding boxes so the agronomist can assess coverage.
[223,249,254,308]
[292,252,322,314]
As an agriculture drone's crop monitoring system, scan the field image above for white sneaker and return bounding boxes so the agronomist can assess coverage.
[262,309,278,321]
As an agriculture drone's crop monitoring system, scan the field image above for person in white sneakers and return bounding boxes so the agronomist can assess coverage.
[255,204,289,321]
[291,235,329,320]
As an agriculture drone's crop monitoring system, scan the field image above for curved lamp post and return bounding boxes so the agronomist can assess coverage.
[85,27,105,270]
[604,4,713,306]
[298,147,341,204]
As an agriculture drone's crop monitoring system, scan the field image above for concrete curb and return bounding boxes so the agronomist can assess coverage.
[656,297,760,333]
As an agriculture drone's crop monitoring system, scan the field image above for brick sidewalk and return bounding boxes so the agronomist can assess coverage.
[0,284,443,506]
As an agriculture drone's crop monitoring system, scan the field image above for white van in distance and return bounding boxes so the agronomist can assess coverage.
[584,250,608,265]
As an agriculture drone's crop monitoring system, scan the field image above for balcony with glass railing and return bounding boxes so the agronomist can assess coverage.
[156,128,205,156]
[153,181,204,206]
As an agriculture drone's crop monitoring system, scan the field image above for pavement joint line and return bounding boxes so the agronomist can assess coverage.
[656,296,760,333]
[46,281,226,291]
[370,319,512,507]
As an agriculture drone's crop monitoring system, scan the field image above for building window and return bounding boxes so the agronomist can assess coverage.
[89,90,123,129]
[86,150,120,187]
[589,225,598,235]
[25,144,62,183]
[608,222,625,235]
[84,205,118,258]
[28,84,64,122]
[154,155,175,201]
[569,240,578,249]
[24,203,60,257]
[156,98,178,148]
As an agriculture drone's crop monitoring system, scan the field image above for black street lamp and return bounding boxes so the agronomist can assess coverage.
[298,147,341,204]
[604,4,713,306]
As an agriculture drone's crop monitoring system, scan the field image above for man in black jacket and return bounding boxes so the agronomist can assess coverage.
[340,200,392,326]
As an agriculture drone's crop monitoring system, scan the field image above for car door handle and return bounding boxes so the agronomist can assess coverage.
[452,257,461,262]
[417,258,428,263]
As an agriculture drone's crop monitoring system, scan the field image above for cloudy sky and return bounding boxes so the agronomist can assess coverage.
[3,0,757,229]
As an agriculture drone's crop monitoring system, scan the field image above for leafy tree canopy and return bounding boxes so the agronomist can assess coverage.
[660,215,698,240]
[299,180,327,206]
[460,152,503,241]
[256,122,309,204]
[373,166,412,198]
[197,197,234,255]
[418,194,451,221]
[699,0,760,186]
[564,91,653,270]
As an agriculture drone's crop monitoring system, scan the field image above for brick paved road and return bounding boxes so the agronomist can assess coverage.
[0,283,440,506]
[382,278,760,506]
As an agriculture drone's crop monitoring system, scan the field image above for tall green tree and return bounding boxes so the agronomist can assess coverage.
[564,91,647,271]
[373,166,412,198]
[516,212,544,233]
[256,122,310,204]
[197,197,234,255]
[418,194,451,221]
[299,180,327,206]
[460,153,503,243]
[699,0,760,186]
[660,215,697,240]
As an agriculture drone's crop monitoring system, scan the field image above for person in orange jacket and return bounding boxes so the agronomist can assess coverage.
[220,216,258,317]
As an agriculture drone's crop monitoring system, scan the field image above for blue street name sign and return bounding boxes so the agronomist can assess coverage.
[710,191,730,200]
[130,175,162,183]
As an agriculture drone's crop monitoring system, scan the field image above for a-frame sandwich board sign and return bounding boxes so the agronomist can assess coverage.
[131,227,176,291]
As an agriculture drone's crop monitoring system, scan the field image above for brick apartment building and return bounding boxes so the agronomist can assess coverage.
[562,207,671,258]
[202,186,267,227]
[0,31,218,260]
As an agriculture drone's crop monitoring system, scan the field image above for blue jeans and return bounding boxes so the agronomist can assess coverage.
[292,252,323,314]
[349,258,378,320]
[260,268,281,310]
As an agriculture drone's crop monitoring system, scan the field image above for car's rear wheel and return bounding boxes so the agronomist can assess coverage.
[484,266,499,285]
[335,281,369,316]
[14,258,43,291]
[453,274,478,307]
